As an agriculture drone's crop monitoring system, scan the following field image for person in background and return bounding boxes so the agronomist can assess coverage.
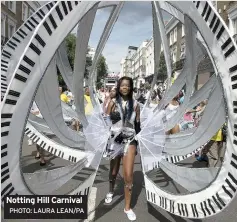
[103,87,116,114]
[205,128,224,167]
[59,86,70,104]
[165,95,180,135]
[194,100,207,126]
[133,87,139,100]
[29,101,46,166]
[179,90,185,104]
[98,87,105,103]
[66,88,73,105]
[185,100,208,161]
[84,86,93,116]
[66,89,73,98]
[156,88,162,101]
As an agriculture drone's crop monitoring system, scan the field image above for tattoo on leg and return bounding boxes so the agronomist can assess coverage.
[125,183,133,195]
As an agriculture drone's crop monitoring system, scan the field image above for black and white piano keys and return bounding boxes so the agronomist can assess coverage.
[1,130,17,201]
[2,0,82,183]
[148,147,237,217]
[0,2,55,99]
[194,1,237,87]
[1,145,16,201]
[145,151,237,218]
[0,3,55,68]
[146,190,221,218]
[143,144,204,171]
[164,144,206,165]
[1,2,96,201]
[234,124,237,146]
[71,173,98,196]
[192,4,237,208]
[24,127,81,163]
[1,0,77,96]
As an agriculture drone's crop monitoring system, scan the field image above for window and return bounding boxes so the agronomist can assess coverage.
[170,31,173,46]
[8,1,16,13]
[172,47,177,63]
[29,9,34,17]
[173,27,177,43]
[22,3,28,21]
[180,43,185,58]
[181,24,185,37]
[1,14,6,37]
[234,19,237,35]
[8,18,16,39]
[2,1,6,5]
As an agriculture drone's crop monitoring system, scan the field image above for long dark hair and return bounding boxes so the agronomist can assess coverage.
[116,76,134,121]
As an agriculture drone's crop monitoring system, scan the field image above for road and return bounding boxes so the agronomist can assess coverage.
[1,137,237,222]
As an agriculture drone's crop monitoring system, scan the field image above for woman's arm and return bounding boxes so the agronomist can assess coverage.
[106,100,115,116]
[186,109,197,113]
[135,104,141,134]
[135,104,140,122]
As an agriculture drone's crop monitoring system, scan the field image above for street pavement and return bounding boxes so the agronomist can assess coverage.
[1,137,237,222]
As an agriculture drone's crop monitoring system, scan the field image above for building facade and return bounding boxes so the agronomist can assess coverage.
[120,2,237,89]
[120,42,148,88]
[104,72,119,89]
[131,41,148,88]
[120,58,126,77]
[227,1,237,41]
[145,38,154,79]
[121,46,138,78]
[1,1,40,47]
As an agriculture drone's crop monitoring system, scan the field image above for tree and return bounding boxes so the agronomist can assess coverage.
[84,50,92,79]
[65,34,76,70]
[157,52,168,83]
[96,55,108,88]
[57,34,93,86]
[57,66,65,86]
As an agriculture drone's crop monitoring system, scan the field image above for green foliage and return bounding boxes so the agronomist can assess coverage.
[157,52,168,82]
[57,34,108,88]
[57,67,65,86]
[96,55,108,86]
[84,54,92,79]
[65,34,76,70]
[57,33,93,85]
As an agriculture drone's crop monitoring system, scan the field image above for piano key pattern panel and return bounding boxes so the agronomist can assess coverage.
[1,0,237,219]
[143,142,209,172]
[1,1,106,202]
[1,2,56,99]
[145,153,237,218]
[141,1,236,219]
[24,122,87,163]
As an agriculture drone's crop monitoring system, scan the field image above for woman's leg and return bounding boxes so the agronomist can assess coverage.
[36,144,46,165]
[170,124,180,134]
[123,145,136,211]
[109,156,122,193]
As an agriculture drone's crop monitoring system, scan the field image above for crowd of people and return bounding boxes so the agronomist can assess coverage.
[27,78,226,221]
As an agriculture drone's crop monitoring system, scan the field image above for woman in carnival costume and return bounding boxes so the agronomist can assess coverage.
[104,77,141,221]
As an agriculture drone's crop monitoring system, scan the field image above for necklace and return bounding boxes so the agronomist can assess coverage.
[121,99,127,110]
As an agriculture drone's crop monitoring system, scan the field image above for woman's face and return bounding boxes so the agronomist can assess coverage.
[119,79,131,96]
[110,89,116,98]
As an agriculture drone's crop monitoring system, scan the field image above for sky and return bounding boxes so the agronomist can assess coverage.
[72,2,171,73]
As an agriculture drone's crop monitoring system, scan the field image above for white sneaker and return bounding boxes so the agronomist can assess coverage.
[28,139,33,146]
[105,192,114,204]
[124,209,136,221]
[103,151,108,158]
